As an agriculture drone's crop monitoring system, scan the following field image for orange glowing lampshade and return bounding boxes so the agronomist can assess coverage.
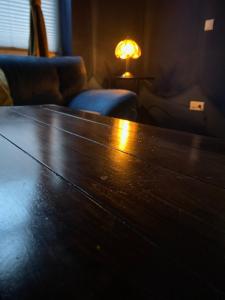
[115,39,141,78]
[115,39,141,60]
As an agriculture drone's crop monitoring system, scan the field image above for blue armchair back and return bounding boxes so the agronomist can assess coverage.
[0,55,137,121]
[0,55,87,106]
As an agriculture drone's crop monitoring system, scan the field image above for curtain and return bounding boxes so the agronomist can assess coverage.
[28,0,49,57]
[59,0,72,56]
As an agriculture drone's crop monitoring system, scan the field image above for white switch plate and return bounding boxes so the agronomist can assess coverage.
[190,101,205,112]
[204,19,215,31]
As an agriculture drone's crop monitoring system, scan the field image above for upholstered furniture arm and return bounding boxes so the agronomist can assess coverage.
[68,89,137,121]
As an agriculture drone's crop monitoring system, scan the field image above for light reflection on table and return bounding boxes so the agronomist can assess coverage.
[0,178,36,283]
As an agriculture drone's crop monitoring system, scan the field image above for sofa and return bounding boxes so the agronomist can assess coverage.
[0,55,137,120]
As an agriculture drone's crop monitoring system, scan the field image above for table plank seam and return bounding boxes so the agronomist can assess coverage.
[8,109,225,237]
[0,131,159,249]
[42,105,225,152]
[0,136,222,299]
[43,107,112,128]
[0,128,224,289]
[12,108,225,192]
[1,107,225,296]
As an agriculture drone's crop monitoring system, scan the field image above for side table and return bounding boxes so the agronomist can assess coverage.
[111,76,155,95]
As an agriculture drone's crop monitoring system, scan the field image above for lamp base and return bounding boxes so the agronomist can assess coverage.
[121,71,133,78]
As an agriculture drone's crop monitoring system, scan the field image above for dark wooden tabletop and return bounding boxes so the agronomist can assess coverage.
[1,105,225,299]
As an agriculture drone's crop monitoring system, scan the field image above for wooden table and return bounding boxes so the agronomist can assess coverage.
[0,105,225,299]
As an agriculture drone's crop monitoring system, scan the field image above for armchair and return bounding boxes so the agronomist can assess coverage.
[0,55,137,121]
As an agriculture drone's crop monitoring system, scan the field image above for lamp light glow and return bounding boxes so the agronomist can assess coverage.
[115,39,141,78]
[115,39,141,60]
[118,119,130,151]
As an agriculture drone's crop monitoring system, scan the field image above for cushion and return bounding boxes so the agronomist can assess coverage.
[0,68,13,106]
[68,89,137,119]
[142,85,206,132]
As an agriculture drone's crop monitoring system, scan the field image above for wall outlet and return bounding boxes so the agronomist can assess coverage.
[204,19,215,31]
[189,101,205,112]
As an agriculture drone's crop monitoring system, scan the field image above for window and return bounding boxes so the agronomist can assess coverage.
[0,0,59,52]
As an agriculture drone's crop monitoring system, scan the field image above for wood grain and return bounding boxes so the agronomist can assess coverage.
[0,105,225,299]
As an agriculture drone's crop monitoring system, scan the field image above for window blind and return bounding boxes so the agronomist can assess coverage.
[0,0,59,52]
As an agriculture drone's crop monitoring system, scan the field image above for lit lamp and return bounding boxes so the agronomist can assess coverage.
[115,39,141,78]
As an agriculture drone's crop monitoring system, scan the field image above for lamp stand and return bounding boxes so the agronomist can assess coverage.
[122,59,133,78]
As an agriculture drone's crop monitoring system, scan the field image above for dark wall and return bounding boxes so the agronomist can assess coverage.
[200,0,225,111]
[147,0,202,93]
[72,0,147,84]
[72,0,225,136]
[143,0,225,136]
[148,0,225,108]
